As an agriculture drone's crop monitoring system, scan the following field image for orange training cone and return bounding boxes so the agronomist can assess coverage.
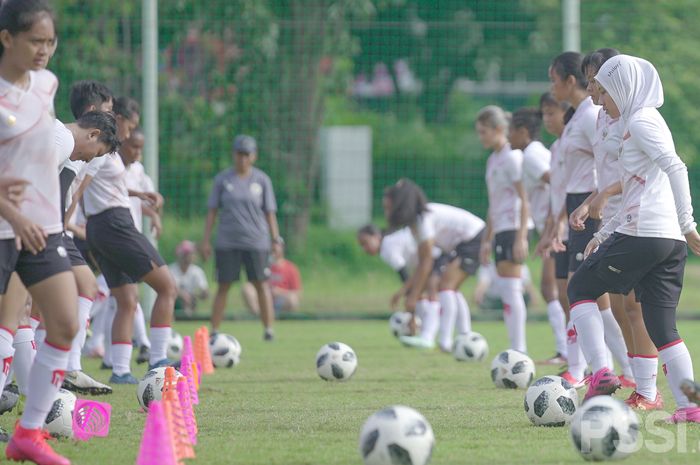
[194,327,214,375]
[164,397,195,461]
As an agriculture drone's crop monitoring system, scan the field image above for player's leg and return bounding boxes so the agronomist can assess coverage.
[134,302,152,365]
[606,293,634,386]
[109,283,139,383]
[541,255,567,363]
[140,265,177,366]
[436,259,467,352]
[495,231,527,353]
[0,274,26,394]
[241,282,261,315]
[244,250,275,340]
[211,249,239,332]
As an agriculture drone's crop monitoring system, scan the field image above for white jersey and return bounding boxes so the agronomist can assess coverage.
[549,138,569,237]
[522,140,551,233]
[0,70,61,239]
[55,120,74,168]
[485,143,524,234]
[379,227,441,273]
[414,203,485,252]
[82,152,131,217]
[124,161,154,233]
[168,263,208,296]
[593,109,624,223]
[560,96,598,194]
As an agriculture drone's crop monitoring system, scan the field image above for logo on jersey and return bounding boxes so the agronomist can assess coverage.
[57,246,67,258]
[495,245,502,254]
[51,370,66,388]
[626,214,632,223]
[225,182,234,192]
[250,182,262,197]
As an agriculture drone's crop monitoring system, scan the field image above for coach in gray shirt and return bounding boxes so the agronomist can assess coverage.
[202,135,282,341]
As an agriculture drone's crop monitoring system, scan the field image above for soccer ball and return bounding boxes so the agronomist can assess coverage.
[452,332,489,362]
[167,331,184,360]
[315,342,357,381]
[209,333,242,368]
[44,389,76,438]
[524,375,579,426]
[570,396,640,461]
[359,405,434,465]
[490,349,535,389]
[136,367,184,411]
[389,312,421,338]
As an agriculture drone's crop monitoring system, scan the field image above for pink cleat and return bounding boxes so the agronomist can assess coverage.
[618,375,636,389]
[583,368,621,401]
[6,424,70,465]
[624,391,664,410]
[665,406,700,424]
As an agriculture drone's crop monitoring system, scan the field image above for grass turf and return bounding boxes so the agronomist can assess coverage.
[15,320,700,465]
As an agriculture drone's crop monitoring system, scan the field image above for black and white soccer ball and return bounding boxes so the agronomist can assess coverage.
[389,312,421,338]
[315,342,357,381]
[136,366,184,411]
[490,349,535,389]
[44,388,76,438]
[452,331,489,362]
[0,383,19,416]
[524,375,579,426]
[209,333,242,368]
[167,331,184,360]
[570,395,640,461]
[359,405,434,465]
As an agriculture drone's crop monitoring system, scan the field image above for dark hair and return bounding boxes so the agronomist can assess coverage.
[539,92,573,124]
[357,224,381,238]
[581,48,620,76]
[76,111,120,154]
[113,96,140,120]
[551,51,586,89]
[511,108,542,141]
[69,80,113,119]
[0,0,53,57]
[384,178,428,230]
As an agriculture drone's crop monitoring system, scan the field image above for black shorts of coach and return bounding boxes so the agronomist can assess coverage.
[0,234,72,294]
[569,233,686,307]
[215,249,270,283]
[566,193,600,273]
[86,207,165,289]
[447,228,484,275]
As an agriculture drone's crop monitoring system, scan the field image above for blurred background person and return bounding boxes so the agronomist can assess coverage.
[169,240,209,317]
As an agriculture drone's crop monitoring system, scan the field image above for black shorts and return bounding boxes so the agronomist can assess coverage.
[432,253,451,275]
[448,228,484,275]
[62,233,86,267]
[566,193,600,272]
[0,234,72,293]
[553,241,569,280]
[580,233,686,306]
[73,236,100,272]
[494,230,522,264]
[86,207,165,288]
[215,248,270,283]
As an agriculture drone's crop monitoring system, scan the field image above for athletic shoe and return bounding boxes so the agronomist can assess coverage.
[538,353,567,365]
[618,375,636,389]
[136,346,150,365]
[624,391,664,410]
[398,335,435,349]
[583,368,621,401]
[263,329,274,341]
[5,424,70,465]
[680,379,700,404]
[109,373,139,385]
[559,370,580,386]
[99,362,112,371]
[0,383,20,416]
[665,406,700,424]
[148,359,177,371]
[574,374,592,390]
[62,371,113,396]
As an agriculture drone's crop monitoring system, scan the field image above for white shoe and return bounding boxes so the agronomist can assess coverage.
[399,335,435,349]
[62,370,113,395]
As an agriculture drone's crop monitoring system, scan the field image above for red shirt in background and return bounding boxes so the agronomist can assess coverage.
[269,259,301,291]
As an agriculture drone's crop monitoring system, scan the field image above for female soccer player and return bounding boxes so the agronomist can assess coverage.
[202,135,281,341]
[477,105,530,353]
[383,180,486,352]
[569,54,700,422]
[0,1,79,463]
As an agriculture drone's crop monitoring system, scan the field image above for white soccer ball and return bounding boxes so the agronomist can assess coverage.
[389,312,421,338]
[524,375,579,426]
[359,405,434,465]
[209,333,242,368]
[570,396,640,461]
[167,331,184,360]
[315,342,357,381]
[136,367,184,411]
[452,331,489,362]
[490,349,535,389]
[44,388,76,438]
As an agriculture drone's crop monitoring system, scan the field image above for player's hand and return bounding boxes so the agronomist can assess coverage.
[685,230,700,256]
[0,177,29,206]
[551,234,567,253]
[569,204,589,231]
[10,214,47,254]
[200,241,212,261]
[404,293,417,313]
[535,235,551,258]
[390,289,403,310]
[139,191,160,207]
[588,192,608,220]
[512,237,528,263]
[583,237,601,260]
[150,214,163,239]
[479,241,492,265]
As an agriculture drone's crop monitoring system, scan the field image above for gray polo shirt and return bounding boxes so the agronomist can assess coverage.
[207,167,277,251]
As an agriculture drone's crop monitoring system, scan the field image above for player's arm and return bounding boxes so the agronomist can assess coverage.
[513,180,530,262]
[265,211,282,245]
[589,181,622,220]
[201,208,218,261]
[479,212,493,265]
[0,196,46,254]
[404,239,434,313]
[64,174,93,227]
[141,203,162,239]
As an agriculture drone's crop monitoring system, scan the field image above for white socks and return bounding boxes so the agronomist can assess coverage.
[149,326,171,364]
[438,290,458,351]
[659,341,696,409]
[29,316,40,332]
[631,354,658,401]
[20,342,69,429]
[419,300,440,342]
[133,303,151,349]
[102,297,117,366]
[34,328,46,352]
[67,296,93,372]
[0,327,15,391]
[455,292,472,335]
[569,301,609,372]
[600,308,633,378]
[12,326,36,395]
[566,321,586,381]
[499,277,527,353]
[546,300,567,357]
[111,343,133,376]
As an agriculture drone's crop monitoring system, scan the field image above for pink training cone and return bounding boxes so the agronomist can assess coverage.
[72,399,111,441]
[136,400,179,465]
[179,353,199,405]
[177,377,197,445]
[182,336,195,364]
[164,396,195,461]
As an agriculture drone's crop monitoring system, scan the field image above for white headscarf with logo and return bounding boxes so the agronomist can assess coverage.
[594,54,663,124]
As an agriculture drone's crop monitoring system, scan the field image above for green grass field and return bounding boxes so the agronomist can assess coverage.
[11,320,700,465]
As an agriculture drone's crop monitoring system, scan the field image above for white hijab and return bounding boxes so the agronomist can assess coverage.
[594,54,664,123]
